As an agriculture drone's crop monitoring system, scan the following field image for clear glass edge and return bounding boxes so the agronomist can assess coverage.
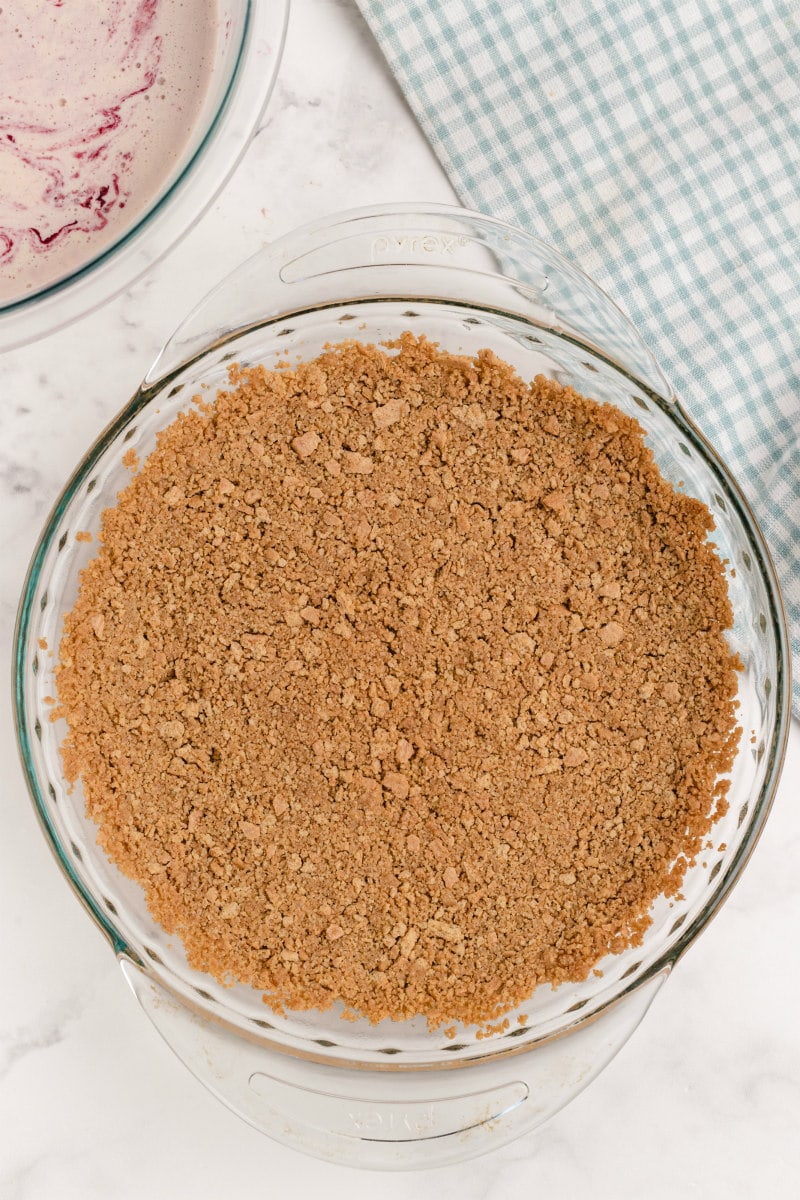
[146,201,673,398]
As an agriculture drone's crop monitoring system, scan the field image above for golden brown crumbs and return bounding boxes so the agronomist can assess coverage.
[55,334,741,1028]
[475,1018,511,1040]
[38,637,48,651]
[75,530,92,543]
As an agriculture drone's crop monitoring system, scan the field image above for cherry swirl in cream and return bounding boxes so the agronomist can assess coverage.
[1,0,217,304]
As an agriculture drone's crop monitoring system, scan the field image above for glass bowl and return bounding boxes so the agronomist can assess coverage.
[0,0,289,352]
[14,204,791,1169]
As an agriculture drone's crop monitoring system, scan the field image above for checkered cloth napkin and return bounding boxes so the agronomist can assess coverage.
[356,0,800,715]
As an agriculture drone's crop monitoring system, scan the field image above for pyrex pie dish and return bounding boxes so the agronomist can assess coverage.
[0,0,289,353]
[14,204,790,1169]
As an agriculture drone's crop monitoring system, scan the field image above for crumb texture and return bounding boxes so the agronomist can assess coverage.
[56,335,741,1027]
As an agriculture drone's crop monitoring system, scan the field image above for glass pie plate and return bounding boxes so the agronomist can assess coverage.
[14,204,791,1169]
[0,0,289,352]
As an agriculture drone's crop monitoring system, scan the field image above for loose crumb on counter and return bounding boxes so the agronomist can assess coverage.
[54,334,741,1028]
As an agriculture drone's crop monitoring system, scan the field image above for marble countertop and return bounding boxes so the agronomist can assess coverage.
[1,2,798,1196]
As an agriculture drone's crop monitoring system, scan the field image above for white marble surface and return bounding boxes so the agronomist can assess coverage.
[1,1,799,1196]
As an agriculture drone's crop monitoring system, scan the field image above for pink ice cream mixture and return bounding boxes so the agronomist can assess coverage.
[1,0,217,305]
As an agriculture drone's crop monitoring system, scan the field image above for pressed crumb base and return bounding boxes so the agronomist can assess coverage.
[56,335,741,1028]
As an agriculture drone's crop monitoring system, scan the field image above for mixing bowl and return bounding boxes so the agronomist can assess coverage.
[0,0,289,352]
[14,204,790,1168]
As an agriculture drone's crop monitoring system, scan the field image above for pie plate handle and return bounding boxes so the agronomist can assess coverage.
[142,204,672,404]
[120,956,669,1170]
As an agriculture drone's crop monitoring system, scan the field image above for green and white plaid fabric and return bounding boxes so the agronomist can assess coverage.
[357,0,800,713]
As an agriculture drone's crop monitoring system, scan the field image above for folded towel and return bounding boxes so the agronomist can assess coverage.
[357,0,800,713]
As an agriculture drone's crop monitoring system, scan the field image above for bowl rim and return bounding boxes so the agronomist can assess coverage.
[12,201,793,1070]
